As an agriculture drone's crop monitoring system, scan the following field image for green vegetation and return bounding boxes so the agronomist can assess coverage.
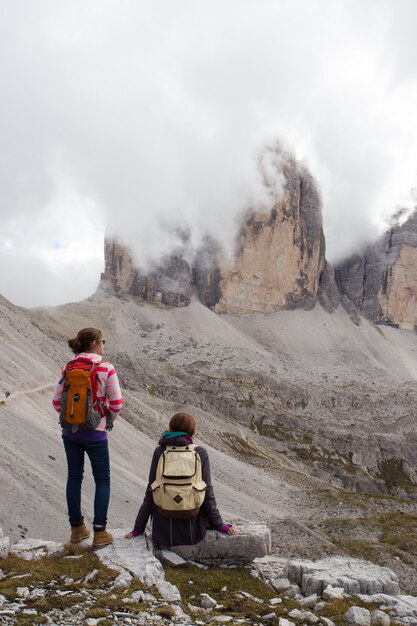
[377,459,416,491]
[164,564,298,623]
[322,512,417,572]
[223,432,266,459]
[15,615,47,625]
[320,597,383,626]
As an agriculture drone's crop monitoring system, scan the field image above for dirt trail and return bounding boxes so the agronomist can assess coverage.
[5,383,55,401]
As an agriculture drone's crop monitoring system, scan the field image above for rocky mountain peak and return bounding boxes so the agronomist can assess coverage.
[335,208,417,327]
[102,153,326,313]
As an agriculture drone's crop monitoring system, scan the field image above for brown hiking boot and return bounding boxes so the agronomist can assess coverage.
[70,521,90,544]
[92,529,113,548]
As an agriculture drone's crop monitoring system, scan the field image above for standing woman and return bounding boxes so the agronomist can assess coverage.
[52,327,123,547]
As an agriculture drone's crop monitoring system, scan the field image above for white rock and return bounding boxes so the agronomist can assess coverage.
[86,619,99,626]
[239,590,263,603]
[371,610,390,626]
[288,608,319,623]
[263,613,277,620]
[16,587,30,598]
[271,578,293,593]
[314,601,326,611]
[29,588,45,598]
[287,557,400,597]
[170,522,271,565]
[279,619,295,626]
[10,538,64,560]
[270,597,283,605]
[84,569,98,582]
[344,606,372,626]
[299,593,318,608]
[201,592,217,608]
[321,618,336,626]
[97,528,181,603]
[112,571,133,588]
[323,585,346,601]
[0,594,6,605]
[284,584,301,598]
[160,550,187,566]
[158,580,181,602]
[0,537,9,559]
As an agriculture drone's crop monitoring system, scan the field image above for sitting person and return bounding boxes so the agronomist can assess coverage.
[125,411,237,546]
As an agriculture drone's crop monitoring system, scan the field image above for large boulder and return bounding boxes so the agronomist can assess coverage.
[167,522,271,565]
[286,556,400,597]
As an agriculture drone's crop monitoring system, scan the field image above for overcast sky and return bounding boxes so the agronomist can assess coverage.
[1,0,417,307]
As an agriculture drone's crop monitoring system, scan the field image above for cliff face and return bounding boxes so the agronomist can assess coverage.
[335,210,417,326]
[102,155,325,313]
[213,157,325,313]
[103,239,192,307]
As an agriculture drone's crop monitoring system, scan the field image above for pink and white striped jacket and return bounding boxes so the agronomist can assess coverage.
[52,353,123,431]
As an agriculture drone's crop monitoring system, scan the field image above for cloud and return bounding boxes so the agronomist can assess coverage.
[1,0,417,305]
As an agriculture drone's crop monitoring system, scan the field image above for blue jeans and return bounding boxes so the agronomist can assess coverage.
[63,437,110,527]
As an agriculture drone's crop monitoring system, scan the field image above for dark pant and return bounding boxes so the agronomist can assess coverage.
[63,436,110,527]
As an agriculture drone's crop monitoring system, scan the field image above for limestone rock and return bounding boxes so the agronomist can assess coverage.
[270,578,293,593]
[168,523,271,565]
[286,557,400,597]
[370,609,390,626]
[323,585,346,601]
[96,528,181,601]
[344,606,371,626]
[299,593,318,608]
[200,592,217,609]
[102,237,192,307]
[0,527,9,559]
[214,155,325,314]
[335,209,417,326]
[10,538,64,560]
[160,550,187,567]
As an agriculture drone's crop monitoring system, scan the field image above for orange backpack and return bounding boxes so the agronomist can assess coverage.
[59,358,103,432]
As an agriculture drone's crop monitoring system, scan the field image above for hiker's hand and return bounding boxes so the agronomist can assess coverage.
[125,530,140,539]
[227,525,238,536]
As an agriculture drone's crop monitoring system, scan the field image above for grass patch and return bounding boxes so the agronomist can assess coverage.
[320,597,382,626]
[15,616,47,625]
[93,579,152,613]
[323,512,417,573]
[164,564,298,622]
[0,546,120,616]
[223,432,266,459]
[377,459,416,491]
[85,607,109,618]
[154,604,177,618]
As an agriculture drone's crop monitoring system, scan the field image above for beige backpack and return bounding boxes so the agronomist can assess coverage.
[151,444,207,518]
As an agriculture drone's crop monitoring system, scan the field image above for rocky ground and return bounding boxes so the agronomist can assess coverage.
[1,290,417,598]
[1,526,417,625]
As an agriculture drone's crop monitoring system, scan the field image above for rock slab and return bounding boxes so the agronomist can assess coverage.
[97,529,181,602]
[169,523,271,565]
[287,556,400,597]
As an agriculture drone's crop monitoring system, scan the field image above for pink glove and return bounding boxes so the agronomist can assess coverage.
[219,523,232,533]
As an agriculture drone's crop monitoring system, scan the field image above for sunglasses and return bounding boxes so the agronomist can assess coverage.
[101,338,106,345]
